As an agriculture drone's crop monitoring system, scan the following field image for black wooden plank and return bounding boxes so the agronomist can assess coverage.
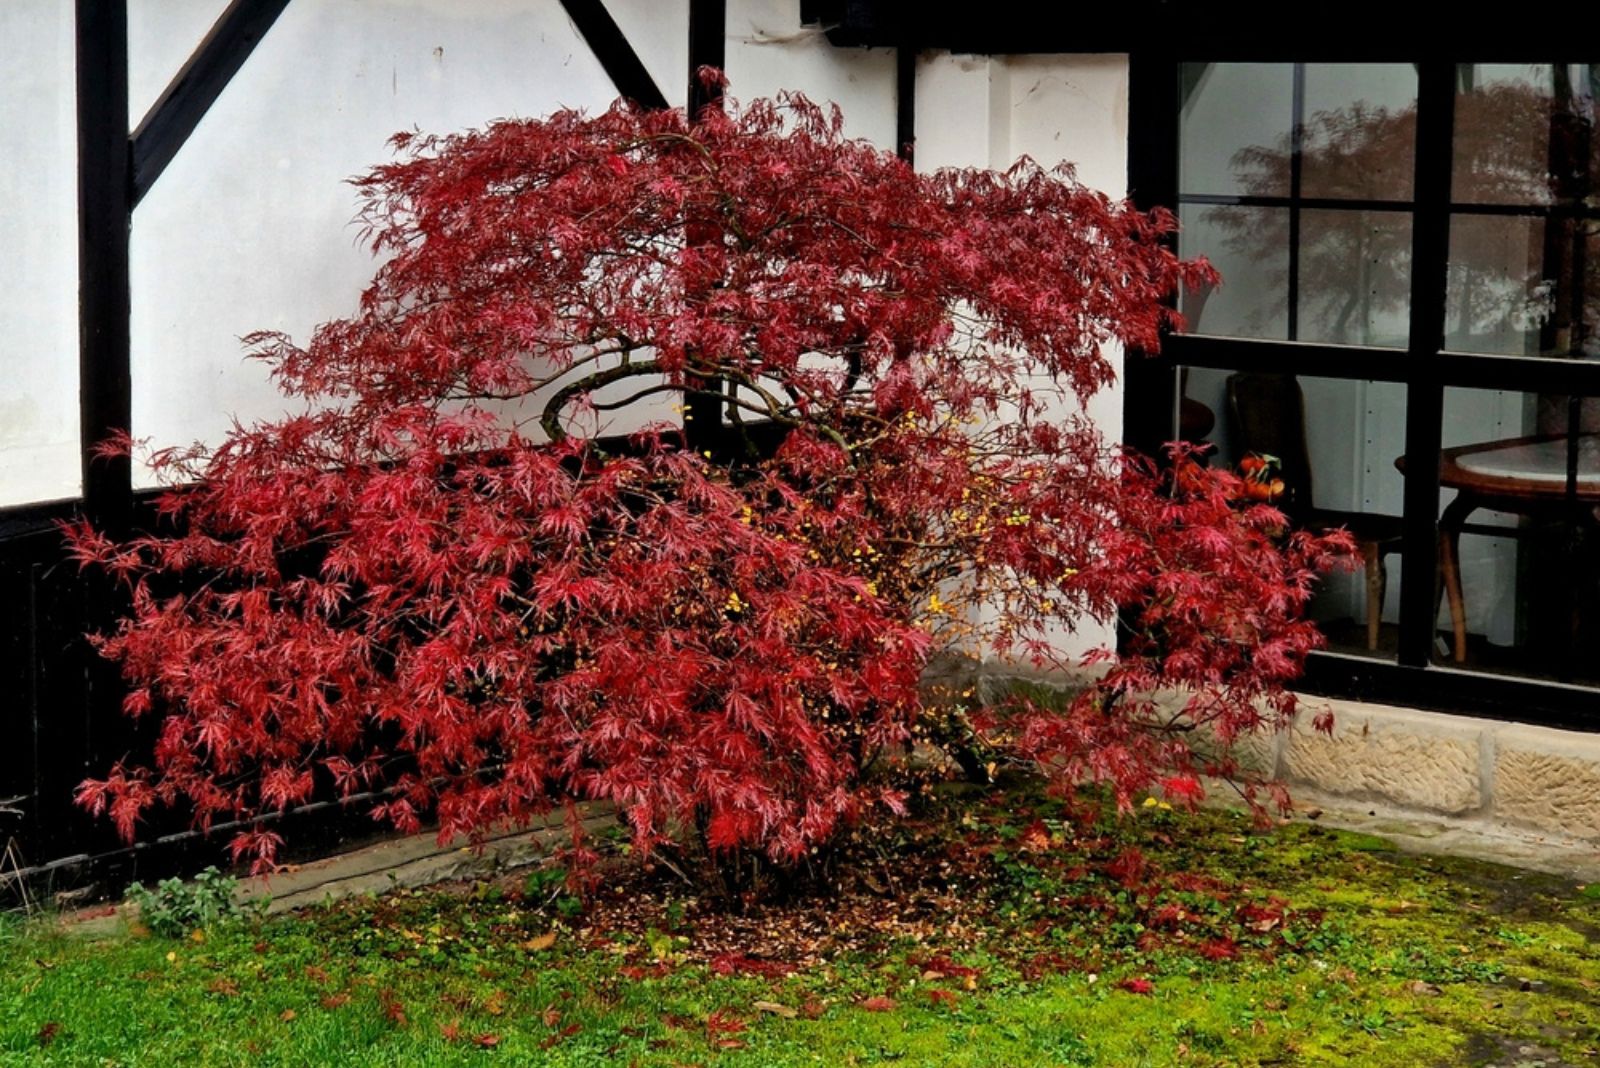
[130,0,291,206]
[559,0,669,111]
[895,46,914,163]
[684,0,727,454]
[76,0,132,535]
[1395,61,1455,669]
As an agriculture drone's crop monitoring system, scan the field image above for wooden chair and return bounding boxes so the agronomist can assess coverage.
[1225,372,1406,651]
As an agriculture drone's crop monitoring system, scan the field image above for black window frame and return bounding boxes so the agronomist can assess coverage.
[1128,53,1600,731]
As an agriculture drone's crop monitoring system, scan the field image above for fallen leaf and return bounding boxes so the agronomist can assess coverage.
[484,991,507,1016]
[35,1023,61,1048]
[279,1009,297,1022]
[754,1000,797,1018]
[207,978,240,997]
[1117,978,1154,995]
[543,1006,562,1028]
[320,993,351,1009]
[522,932,557,953]
[861,996,897,1012]
[380,992,407,1026]
[189,929,206,944]
[304,965,330,985]
[439,1020,462,1042]
[927,989,959,1007]
[540,1023,581,1050]
[473,1033,500,1049]
[1406,980,1443,997]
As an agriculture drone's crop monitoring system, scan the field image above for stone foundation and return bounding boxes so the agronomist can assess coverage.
[974,665,1600,851]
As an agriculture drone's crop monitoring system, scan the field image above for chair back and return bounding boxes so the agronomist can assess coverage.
[1225,372,1315,519]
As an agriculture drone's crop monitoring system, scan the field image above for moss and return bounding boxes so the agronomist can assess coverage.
[3,784,1597,1065]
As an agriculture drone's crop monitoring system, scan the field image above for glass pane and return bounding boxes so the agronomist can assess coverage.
[1434,387,1600,682]
[1453,63,1600,207]
[1300,63,1418,202]
[1179,62,1294,197]
[1179,367,1405,660]
[1178,204,1289,340]
[1297,209,1412,346]
[1446,214,1600,357]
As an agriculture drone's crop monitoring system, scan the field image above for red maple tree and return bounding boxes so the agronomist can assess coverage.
[66,85,1353,880]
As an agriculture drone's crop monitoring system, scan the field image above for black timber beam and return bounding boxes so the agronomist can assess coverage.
[559,0,669,110]
[895,45,915,163]
[76,0,132,533]
[687,0,727,118]
[684,0,727,454]
[131,0,291,206]
[803,1,1600,58]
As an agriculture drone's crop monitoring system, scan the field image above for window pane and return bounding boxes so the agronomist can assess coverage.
[1178,205,1289,339]
[1179,367,1406,661]
[1434,387,1600,682]
[1300,63,1417,202]
[1453,63,1600,207]
[1446,214,1600,358]
[1297,209,1412,346]
[1179,62,1293,197]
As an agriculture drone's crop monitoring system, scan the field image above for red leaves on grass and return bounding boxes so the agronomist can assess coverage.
[708,953,793,979]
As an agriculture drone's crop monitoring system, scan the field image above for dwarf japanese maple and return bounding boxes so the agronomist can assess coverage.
[67,82,1353,879]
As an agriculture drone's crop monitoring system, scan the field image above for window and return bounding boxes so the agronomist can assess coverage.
[1130,60,1600,725]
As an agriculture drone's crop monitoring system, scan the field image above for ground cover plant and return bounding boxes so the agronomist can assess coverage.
[64,80,1352,888]
[5,782,1599,1066]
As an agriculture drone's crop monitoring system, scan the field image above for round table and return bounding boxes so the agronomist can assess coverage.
[1398,434,1600,662]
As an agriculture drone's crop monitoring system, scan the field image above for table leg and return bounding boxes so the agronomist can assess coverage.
[1438,495,1476,663]
[1364,541,1383,651]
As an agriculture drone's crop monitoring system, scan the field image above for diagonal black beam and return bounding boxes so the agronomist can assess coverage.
[559,0,669,110]
[130,0,290,206]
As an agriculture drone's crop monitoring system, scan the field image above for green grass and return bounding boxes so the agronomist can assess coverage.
[3,785,1598,1066]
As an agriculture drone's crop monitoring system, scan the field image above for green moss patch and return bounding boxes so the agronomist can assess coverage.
[3,782,1597,1066]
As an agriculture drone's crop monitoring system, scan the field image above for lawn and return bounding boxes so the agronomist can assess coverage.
[3,781,1598,1066]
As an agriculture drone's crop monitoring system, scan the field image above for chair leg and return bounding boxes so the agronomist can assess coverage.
[1364,542,1383,651]
[1439,530,1467,663]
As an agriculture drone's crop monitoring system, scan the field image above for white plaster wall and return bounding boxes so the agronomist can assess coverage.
[129,0,233,126]
[724,0,896,148]
[129,0,677,483]
[918,53,1132,665]
[607,0,690,110]
[0,1,81,508]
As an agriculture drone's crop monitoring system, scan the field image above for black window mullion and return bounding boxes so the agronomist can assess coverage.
[1124,48,1181,460]
[1287,62,1306,341]
[1396,60,1457,668]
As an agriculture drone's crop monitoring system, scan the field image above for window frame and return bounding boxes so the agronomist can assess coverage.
[1128,54,1600,730]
